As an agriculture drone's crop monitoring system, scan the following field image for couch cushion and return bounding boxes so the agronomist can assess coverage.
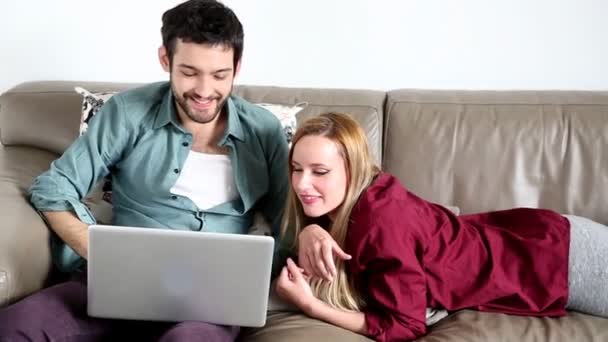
[241,311,373,342]
[383,89,608,223]
[234,85,385,164]
[240,309,608,342]
[422,310,608,341]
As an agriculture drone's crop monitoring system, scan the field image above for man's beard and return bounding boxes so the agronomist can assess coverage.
[172,84,231,124]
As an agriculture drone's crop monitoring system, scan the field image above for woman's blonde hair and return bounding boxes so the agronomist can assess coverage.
[280,112,380,311]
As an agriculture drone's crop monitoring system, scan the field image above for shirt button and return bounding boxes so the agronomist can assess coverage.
[196,211,203,218]
[182,142,189,147]
[174,168,179,174]
[171,195,177,200]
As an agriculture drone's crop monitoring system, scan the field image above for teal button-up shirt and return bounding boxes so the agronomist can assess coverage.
[29,82,289,273]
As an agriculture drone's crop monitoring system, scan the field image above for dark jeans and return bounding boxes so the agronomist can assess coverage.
[0,273,239,342]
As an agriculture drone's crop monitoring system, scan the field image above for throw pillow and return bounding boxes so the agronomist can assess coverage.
[75,87,116,224]
[75,87,116,136]
[255,102,306,146]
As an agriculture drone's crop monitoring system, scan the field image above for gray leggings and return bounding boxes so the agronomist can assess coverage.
[565,215,608,317]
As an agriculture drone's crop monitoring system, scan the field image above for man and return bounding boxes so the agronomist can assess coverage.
[0,1,287,340]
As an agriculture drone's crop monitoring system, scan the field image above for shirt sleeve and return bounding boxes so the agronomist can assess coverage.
[257,118,290,276]
[350,201,428,341]
[28,95,131,272]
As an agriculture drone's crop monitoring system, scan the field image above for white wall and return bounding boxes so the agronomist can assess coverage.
[1,0,607,93]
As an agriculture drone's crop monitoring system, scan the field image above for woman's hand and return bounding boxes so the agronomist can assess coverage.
[276,259,368,335]
[276,258,319,315]
[298,224,351,281]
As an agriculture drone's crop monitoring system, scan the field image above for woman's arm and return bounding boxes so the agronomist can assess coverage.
[345,184,432,341]
[306,298,367,335]
[275,258,368,336]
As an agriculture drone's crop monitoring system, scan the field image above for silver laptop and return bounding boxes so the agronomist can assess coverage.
[87,224,274,327]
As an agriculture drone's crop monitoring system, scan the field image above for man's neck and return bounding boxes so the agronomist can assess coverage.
[179,108,229,154]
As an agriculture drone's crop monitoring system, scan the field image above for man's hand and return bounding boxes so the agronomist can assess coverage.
[298,224,351,282]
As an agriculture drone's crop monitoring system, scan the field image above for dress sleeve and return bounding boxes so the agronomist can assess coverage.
[349,197,429,341]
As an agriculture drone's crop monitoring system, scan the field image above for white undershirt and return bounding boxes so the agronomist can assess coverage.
[170,151,238,210]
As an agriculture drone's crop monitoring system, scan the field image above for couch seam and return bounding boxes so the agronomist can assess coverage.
[382,99,397,169]
[386,100,608,106]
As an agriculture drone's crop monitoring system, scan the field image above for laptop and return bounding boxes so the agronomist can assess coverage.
[87,224,275,327]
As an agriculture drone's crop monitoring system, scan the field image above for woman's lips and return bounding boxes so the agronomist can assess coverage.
[300,195,319,205]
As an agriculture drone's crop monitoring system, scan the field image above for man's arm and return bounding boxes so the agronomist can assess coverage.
[259,118,290,275]
[29,95,130,272]
[261,123,289,232]
[42,211,89,258]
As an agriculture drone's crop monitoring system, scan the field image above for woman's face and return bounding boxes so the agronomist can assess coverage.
[291,135,348,221]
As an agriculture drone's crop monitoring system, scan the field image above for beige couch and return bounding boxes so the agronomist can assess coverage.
[1,81,607,341]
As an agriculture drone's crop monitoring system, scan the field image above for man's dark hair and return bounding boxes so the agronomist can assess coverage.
[161,0,244,69]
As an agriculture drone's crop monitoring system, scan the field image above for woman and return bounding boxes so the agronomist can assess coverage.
[274,112,608,342]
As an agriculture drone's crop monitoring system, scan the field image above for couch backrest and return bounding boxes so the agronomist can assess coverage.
[0,82,386,164]
[0,81,138,155]
[383,89,608,223]
[3,81,607,223]
[233,85,385,164]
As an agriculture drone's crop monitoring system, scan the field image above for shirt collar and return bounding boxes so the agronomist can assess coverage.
[220,96,245,143]
[153,86,181,130]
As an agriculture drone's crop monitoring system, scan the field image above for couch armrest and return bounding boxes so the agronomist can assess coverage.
[0,192,52,307]
[0,146,56,307]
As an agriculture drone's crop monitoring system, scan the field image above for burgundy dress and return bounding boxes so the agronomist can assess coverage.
[345,173,570,342]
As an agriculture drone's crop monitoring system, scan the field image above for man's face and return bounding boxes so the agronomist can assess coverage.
[161,39,238,125]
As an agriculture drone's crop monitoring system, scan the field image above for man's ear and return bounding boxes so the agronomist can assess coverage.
[158,46,171,73]
[234,60,242,78]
